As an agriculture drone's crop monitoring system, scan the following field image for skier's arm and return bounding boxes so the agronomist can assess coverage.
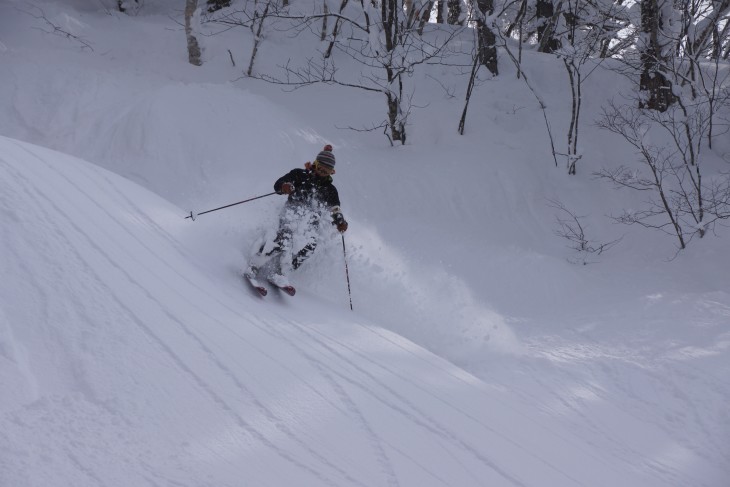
[274,169,302,194]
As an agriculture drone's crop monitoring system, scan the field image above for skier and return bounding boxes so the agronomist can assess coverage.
[245,144,348,294]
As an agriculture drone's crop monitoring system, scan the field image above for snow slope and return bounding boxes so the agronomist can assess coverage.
[0,135,659,486]
[1,1,729,486]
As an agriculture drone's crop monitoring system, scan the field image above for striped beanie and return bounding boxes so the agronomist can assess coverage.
[315,145,336,169]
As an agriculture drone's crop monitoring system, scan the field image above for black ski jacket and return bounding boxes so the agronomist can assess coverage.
[274,168,341,210]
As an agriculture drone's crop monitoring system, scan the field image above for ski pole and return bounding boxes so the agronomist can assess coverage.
[341,234,353,311]
[185,192,277,220]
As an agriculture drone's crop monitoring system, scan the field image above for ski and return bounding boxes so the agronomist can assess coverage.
[243,272,268,296]
[268,275,296,296]
[275,284,296,296]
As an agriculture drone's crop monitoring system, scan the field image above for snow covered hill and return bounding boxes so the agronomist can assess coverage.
[1,1,729,486]
[0,135,659,486]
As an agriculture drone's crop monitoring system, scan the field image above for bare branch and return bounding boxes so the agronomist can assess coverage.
[18,3,94,51]
[547,198,622,263]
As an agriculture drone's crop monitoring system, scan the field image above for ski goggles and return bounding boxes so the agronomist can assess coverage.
[313,160,335,175]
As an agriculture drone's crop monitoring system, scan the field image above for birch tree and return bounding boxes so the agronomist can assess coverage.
[185,0,203,66]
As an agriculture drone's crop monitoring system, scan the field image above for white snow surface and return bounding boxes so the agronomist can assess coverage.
[1,1,729,486]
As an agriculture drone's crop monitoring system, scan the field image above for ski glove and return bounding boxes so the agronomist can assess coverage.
[280,182,295,195]
[332,211,348,233]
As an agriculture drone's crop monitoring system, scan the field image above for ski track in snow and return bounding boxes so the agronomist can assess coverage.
[508,332,730,487]
[9,142,385,486]
[266,320,402,487]
[3,139,543,485]
[26,147,398,484]
[522,361,691,484]
[0,0,728,482]
[0,157,308,482]
[286,318,598,487]
[0,34,727,480]
[9,140,588,486]
[2,138,611,486]
[533,334,730,473]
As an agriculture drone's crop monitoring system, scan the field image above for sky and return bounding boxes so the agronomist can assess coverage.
[1,1,729,486]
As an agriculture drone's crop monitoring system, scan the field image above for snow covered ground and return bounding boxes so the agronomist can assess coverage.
[1,1,728,486]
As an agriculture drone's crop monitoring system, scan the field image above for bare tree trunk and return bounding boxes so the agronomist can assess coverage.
[639,0,675,111]
[387,90,405,143]
[416,1,435,34]
[458,54,480,135]
[382,0,406,143]
[321,1,329,41]
[563,58,581,174]
[711,26,721,59]
[447,0,462,24]
[185,0,202,66]
[536,0,560,52]
[407,0,435,34]
[247,3,270,76]
[436,0,446,23]
[474,0,497,75]
[206,0,231,12]
[325,0,350,57]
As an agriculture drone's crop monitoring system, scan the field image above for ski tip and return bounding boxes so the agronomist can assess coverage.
[267,277,296,296]
[243,274,268,297]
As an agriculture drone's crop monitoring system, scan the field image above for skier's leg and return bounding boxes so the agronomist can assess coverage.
[291,212,320,270]
[247,223,292,277]
[292,240,317,269]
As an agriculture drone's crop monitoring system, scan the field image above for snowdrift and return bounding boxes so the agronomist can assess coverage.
[1,1,729,485]
[0,135,662,486]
